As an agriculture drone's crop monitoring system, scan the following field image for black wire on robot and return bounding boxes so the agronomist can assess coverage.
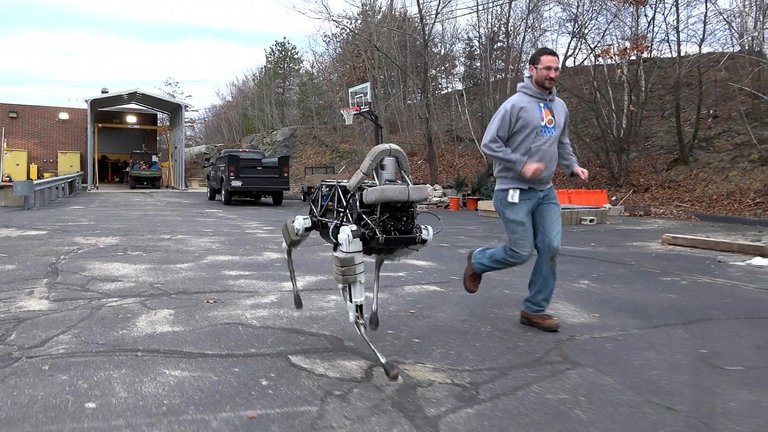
[281,108,436,381]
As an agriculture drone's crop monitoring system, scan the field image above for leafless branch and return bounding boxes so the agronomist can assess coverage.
[728,82,768,101]
[733,86,760,147]
[456,88,485,164]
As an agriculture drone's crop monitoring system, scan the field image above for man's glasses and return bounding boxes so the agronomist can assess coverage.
[533,65,561,74]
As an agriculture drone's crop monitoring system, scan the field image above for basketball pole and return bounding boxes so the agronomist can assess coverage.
[358,110,383,147]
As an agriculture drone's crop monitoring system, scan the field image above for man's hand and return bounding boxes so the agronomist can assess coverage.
[522,162,545,179]
[571,166,589,181]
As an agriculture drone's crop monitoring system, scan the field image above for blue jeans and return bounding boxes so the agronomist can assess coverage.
[471,186,562,314]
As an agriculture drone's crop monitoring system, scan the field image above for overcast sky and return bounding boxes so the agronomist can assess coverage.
[0,0,338,111]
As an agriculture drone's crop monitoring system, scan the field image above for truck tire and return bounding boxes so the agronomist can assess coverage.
[129,178,136,189]
[222,187,233,205]
[272,191,284,206]
[153,179,161,189]
[207,183,217,201]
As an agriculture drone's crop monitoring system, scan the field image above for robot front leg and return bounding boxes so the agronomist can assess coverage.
[282,216,312,309]
[353,303,399,381]
[370,255,385,330]
[335,226,399,381]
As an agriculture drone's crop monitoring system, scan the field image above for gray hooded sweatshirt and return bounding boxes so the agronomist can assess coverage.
[480,77,580,191]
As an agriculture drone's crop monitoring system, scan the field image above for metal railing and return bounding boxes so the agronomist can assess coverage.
[12,172,83,210]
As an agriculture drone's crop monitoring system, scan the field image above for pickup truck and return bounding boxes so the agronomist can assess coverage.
[204,149,290,205]
[126,150,162,189]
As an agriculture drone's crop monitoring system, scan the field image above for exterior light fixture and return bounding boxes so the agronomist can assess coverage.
[8,110,18,118]
[58,112,70,120]
[126,114,138,124]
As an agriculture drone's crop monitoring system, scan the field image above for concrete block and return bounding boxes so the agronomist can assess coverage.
[0,186,24,207]
[561,207,609,225]
[187,177,204,188]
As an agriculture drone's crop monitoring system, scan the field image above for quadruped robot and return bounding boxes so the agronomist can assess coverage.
[281,143,436,380]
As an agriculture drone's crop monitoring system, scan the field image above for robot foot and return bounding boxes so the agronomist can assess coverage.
[369,311,379,330]
[293,291,303,310]
[382,361,400,381]
[354,313,398,381]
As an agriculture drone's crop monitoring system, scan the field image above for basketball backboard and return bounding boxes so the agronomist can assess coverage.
[348,82,372,111]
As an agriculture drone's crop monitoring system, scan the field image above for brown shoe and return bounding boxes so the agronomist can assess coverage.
[520,311,560,332]
[463,250,482,293]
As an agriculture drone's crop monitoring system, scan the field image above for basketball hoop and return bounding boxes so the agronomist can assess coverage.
[341,106,360,125]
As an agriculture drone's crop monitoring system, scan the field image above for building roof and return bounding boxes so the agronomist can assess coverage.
[85,88,190,115]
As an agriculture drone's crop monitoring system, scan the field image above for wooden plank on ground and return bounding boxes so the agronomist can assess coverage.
[478,210,499,218]
[477,200,499,218]
[661,234,767,256]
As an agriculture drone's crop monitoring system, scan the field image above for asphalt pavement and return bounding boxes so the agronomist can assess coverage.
[0,190,766,431]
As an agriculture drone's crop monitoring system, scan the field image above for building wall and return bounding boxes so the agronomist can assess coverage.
[1,103,87,178]
[1,103,159,180]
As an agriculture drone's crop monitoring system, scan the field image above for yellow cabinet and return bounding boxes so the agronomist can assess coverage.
[2,148,28,181]
[58,151,81,176]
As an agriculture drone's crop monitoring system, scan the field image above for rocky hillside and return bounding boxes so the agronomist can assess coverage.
[191,53,766,221]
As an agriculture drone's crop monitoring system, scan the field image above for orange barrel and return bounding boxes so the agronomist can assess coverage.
[465,196,479,211]
[448,196,461,210]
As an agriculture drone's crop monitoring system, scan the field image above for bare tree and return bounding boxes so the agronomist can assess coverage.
[555,0,612,68]
[716,0,766,55]
[299,0,421,138]
[294,0,458,181]
[666,0,712,164]
[414,0,455,183]
[714,0,767,128]
[156,78,195,154]
[566,0,660,185]
[462,0,547,126]
[199,79,249,145]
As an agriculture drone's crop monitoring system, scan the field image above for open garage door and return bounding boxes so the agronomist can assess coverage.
[92,123,174,189]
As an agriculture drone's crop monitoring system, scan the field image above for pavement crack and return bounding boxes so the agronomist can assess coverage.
[450,366,577,415]
[563,252,766,291]
[390,381,441,432]
[3,309,95,351]
[570,316,768,340]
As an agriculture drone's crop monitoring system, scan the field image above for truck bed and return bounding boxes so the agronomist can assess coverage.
[205,150,290,205]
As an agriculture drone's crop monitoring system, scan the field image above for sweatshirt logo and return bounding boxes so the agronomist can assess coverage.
[538,102,556,136]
